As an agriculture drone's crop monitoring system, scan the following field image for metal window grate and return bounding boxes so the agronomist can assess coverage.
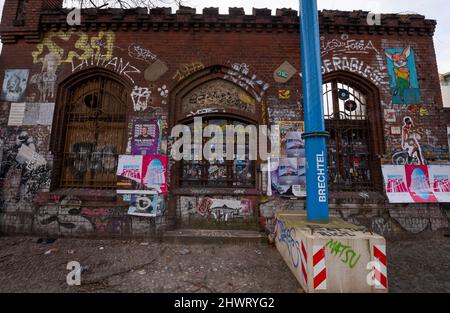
[323,79,375,191]
[179,118,256,188]
[59,76,127,189]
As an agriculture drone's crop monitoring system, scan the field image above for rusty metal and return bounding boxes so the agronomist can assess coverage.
[59,76,128,188]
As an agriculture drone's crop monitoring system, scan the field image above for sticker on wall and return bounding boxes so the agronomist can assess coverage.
[278,89,291,100]
[131,119,160,156]
[385,47,421,104]
[390,126,401,135]
[1,69,29,102]
[384,109,396,123]
[274,61,297,84]
[144,59,169,82]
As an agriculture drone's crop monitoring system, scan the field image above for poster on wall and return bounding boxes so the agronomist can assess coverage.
[271,121,306,197]
[271,158,306,197]
[116,155,168,193]
[118,190,164,217]
[1,69,29,102]
[131,119,160,156]
[279,121,305,158]
[385,47,421,104]
[428,166,450,203]
[382,165,450,203]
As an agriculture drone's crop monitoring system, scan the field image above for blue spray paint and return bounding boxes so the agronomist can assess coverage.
[299,0,329,222]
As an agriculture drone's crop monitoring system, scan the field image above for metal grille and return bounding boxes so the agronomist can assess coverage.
[180,118,256,188]
[323,79,375,191]
[60,76,127,188]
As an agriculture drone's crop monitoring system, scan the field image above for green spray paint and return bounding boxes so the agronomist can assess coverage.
[326,239,361,269]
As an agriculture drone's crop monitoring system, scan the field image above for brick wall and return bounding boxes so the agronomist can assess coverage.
[0,2,448,236]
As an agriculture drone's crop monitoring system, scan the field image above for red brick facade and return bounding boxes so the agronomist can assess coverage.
[0,0,448,237]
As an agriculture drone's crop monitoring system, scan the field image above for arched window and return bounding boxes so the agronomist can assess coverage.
[322,78,377,191]
[180,117,256,188]
[57,75,128,188]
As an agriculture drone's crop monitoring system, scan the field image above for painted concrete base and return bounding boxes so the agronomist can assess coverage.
[274,211,388,293]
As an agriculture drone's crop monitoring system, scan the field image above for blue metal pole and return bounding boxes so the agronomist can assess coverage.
[299,0,329,222]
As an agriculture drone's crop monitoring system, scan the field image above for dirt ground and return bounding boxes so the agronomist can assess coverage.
[0,231,449,293]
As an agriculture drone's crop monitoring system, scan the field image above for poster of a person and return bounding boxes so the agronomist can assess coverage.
[131,119,160,156]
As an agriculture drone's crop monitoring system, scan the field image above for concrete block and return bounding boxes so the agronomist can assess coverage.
[275,211,388,293]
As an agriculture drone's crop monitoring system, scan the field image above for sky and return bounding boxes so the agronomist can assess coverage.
[0,0,449,73]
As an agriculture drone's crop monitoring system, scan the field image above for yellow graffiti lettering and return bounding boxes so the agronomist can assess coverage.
[32,31,115,64]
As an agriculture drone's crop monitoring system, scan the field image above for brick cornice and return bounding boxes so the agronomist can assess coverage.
[0,7,437,44]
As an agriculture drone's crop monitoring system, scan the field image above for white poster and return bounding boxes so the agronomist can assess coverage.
[428,165,450,203]
[382,165,413,203]
[7,103,26,126]
[116,155,143,184]
[383,165,450,203]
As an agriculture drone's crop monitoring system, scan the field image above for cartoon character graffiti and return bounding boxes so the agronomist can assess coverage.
[30,52,61,102]
[131,86,151,112]
[385,47,421,104]
[392,116,425,165]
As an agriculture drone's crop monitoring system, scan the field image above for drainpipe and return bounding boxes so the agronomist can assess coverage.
[299,0,330,222]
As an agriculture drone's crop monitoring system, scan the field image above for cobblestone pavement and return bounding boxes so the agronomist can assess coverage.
[0,231,449,293]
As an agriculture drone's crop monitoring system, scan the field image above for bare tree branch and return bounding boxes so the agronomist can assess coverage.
[63,0,188,10]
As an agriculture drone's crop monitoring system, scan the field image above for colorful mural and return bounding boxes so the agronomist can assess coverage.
[385,47,421,104]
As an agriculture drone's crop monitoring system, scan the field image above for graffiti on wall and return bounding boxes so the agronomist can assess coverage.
[131,86,151,112]
[32,31,115,65]
[72,54,141,84]
[30,53,62,102]
[128,43,157,63]
[325,239,361,269]
[68,143,118,179]
[392,116,425,165]
[224,63,269,103]
[180,196,254,222]
[385,47,421,104]
[322,56,385,87]
[0,129,51,202]
[275,219,302,269]
[172,62,205,82]
[1,70,29,102]
[182,79,256,114]
[321,34,380,56]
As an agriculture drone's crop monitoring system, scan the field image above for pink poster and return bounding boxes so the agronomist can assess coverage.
[382,165,448,203]
[404,165,438,203]
[142,156,168,194]
[117,155,168,194]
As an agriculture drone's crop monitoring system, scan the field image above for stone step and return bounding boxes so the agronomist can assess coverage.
[163,229,267,245]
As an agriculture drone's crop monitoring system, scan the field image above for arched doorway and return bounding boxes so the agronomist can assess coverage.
[51,70,129,189]
[322,72,384,191]
[168,66,263,229]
